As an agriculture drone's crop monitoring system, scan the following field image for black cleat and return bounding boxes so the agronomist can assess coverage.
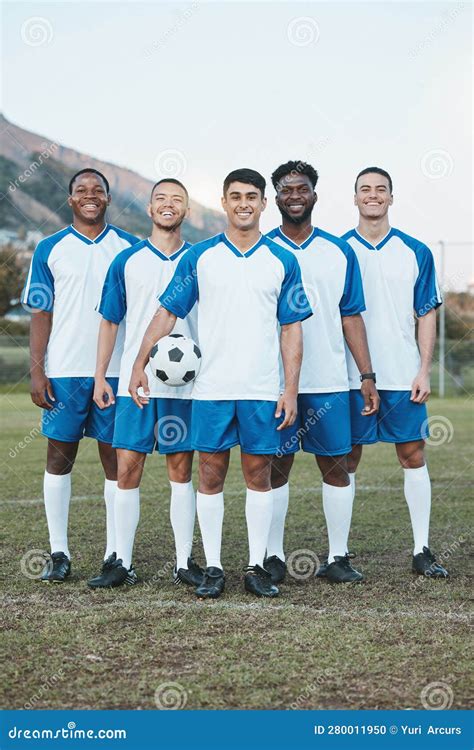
[41,552,71,583]
[264,555,287,584]
[325,554,364,583]
[412,547,449,578]
[195,566,225,599]
[87,557,129,589]
[244,565,279,598]
[315,558,329,578]
[316,552,355,579]
[174,557,205,587]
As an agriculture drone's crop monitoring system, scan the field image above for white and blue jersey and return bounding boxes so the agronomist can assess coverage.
[22,224,139,377]
[267,227,365,393]
[159,233,312,401]
[342,228,442,391]
[99,238,196,398]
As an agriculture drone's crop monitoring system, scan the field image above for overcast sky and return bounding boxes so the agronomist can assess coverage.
[3,0,473,288]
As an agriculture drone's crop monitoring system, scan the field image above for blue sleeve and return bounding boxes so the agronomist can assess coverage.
[21,240,55,311]
[414,245,442,316]
[339,244,366,316]
[277,254,313,325]
[99,256,127,324]
[159,249,199,318]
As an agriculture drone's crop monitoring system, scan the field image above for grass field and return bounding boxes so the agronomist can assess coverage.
[1,394,472,711]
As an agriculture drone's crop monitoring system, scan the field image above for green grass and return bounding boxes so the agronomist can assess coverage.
[1,394,472,711]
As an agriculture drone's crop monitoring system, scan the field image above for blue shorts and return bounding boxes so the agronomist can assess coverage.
[192,400,282,454]
[42,377,118,444]
[350,390,429,445]
[113,396,193,454]
[276,392,352,457]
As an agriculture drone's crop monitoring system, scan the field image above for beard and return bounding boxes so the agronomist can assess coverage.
[278,203,314,225]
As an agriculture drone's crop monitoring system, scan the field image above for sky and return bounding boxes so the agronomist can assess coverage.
[2,0,473,289]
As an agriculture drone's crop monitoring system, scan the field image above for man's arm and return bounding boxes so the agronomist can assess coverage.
[412,308,436,403]
[276,321,303,430]
[129,306,177,408]
[93,319,119,409]
[342,313,379,416]
[29,311,55,410]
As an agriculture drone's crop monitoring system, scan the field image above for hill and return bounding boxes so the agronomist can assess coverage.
[0,114,225,243]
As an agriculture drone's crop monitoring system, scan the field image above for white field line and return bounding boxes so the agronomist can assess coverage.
[1,485,408,506]
[0,593,471,624]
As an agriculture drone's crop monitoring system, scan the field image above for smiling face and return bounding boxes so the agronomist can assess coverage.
[68,172,110,225]
[275,173,316,225]
[221,181,267,231]
[148,181,189,232]
[355,172,393,219]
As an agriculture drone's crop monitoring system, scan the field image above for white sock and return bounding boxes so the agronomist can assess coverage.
[349,472,356,501]
[266,483,289,560]
[196,491,224,569]
[44,471,71,558]
[346,473,356,554]
[246,488,273,568]
[404,465,431,555]
[322,482,353,564]
[114,487,140,570]
[104,479,117,560]
[170,480,196,570]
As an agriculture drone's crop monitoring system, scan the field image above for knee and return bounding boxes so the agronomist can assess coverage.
[247,471,271,492]
[170,452,193,483]
[46,455,75,474]
[346,446,361,474]
[168,459,192,484]
[46,443,76,475]
[320,464,349,487]
[117,461,142,489]
[271,455,293,489]
[199,462,225,494]
[397,444,425,469]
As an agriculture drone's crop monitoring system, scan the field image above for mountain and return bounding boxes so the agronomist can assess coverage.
[0,114,226,243]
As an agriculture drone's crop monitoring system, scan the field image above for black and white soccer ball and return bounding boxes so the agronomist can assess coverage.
[149,334,201,387]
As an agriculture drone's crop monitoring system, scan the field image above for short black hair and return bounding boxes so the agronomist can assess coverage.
[69,168,110,194]
[271,160,319,191]
[355,167,393,194]
[223,168,266,197]
[150,178,189,200]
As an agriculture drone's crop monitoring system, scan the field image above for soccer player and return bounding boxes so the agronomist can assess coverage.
[129,168,312,599]
[342,166,448,577]
[22,169,139,583]
[88,178,202,589]
[267,161,379,584]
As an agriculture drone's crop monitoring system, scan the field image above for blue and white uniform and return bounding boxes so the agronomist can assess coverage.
[99,238,196,454]
[342,227,442,444]
[267,227,365,456]
[159,232,312,454]
[22,224,139,443]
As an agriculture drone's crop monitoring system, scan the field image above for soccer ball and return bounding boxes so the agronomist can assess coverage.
[149,334,201,387]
